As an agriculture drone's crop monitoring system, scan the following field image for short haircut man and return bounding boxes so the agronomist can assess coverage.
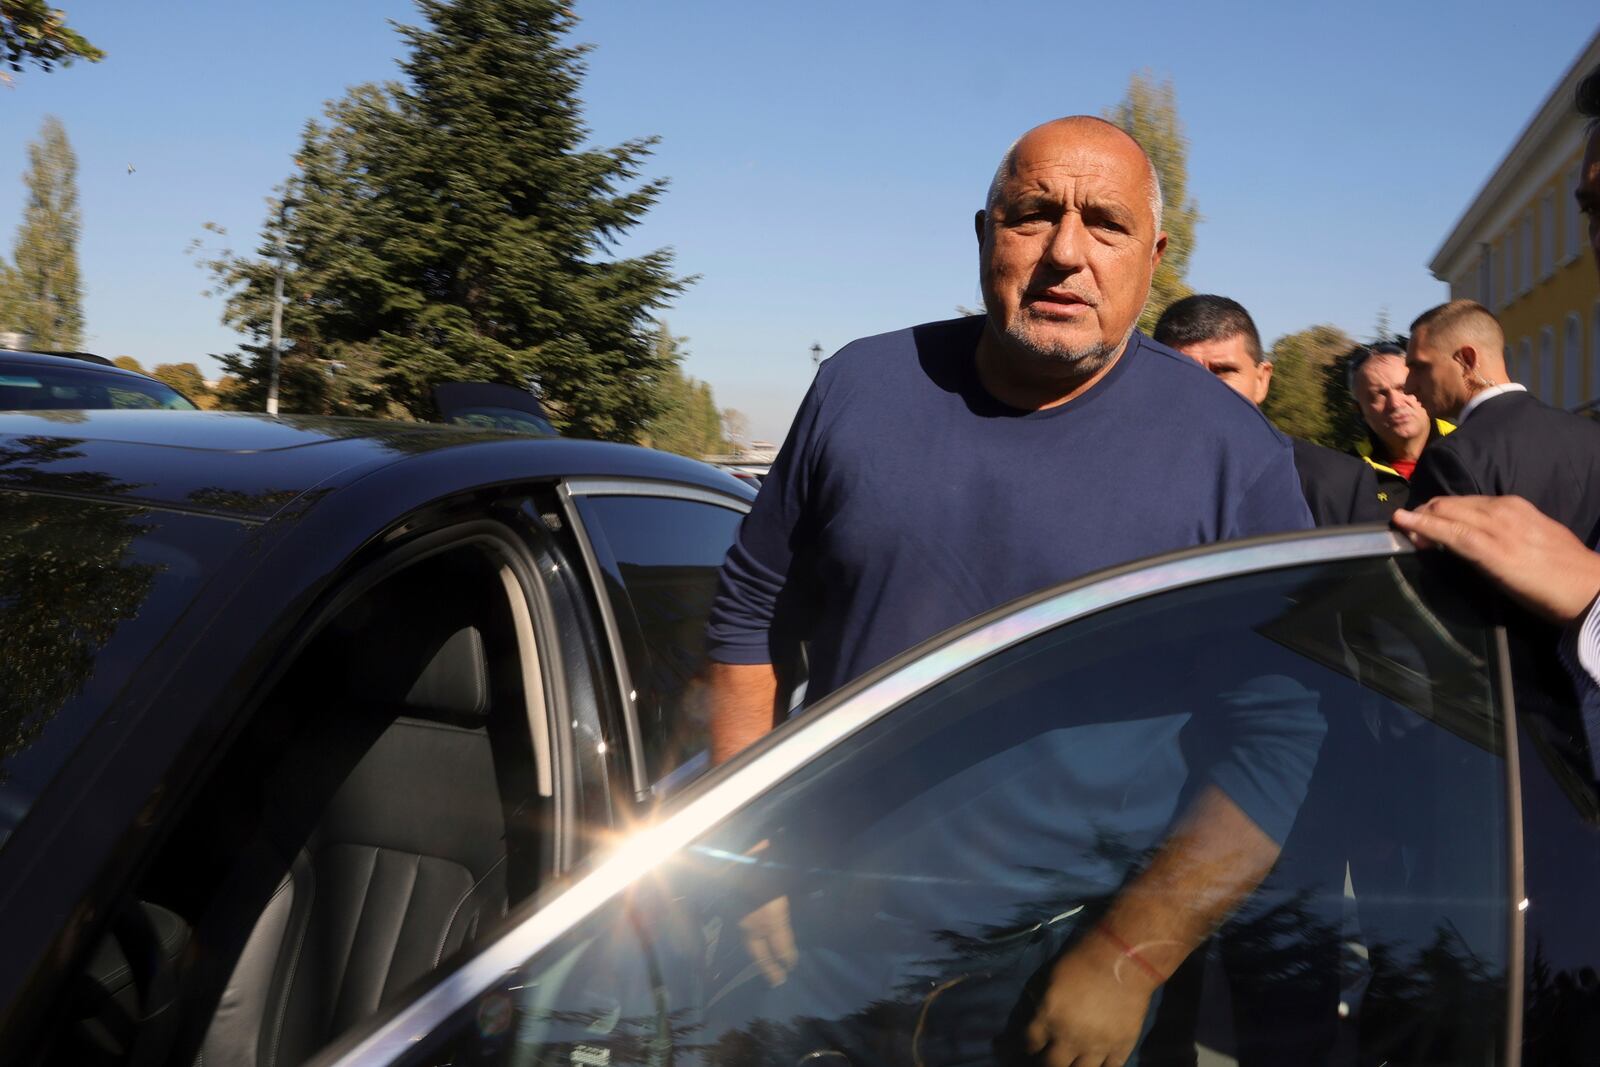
[703,117,1316,1065]
[1154,295,1383,524]
[1406,299,1600,547]
[1346,342,1438,510]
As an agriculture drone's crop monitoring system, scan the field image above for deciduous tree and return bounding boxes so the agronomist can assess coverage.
[1,1,101,75]
[10,116,84,350]
[1106,73,1200,333]
[1261,324,1355,447]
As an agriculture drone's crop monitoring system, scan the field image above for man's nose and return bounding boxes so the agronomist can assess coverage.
[1044,214,1089,271]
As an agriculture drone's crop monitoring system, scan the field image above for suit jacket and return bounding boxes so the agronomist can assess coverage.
[1409,390,1600,544]
[1291,437,1386,526]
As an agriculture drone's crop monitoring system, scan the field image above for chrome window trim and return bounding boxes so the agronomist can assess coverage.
[563,477,753,513]
[323,527,1412,1067]
[555,482,650,799]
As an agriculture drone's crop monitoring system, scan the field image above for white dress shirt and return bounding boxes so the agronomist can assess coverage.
[1456,382,1527,424]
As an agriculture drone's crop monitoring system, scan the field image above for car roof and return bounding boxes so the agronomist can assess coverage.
[0,409,752,521]
[0,350,163,380]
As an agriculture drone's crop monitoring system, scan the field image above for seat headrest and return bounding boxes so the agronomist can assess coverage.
[402,626,489,718]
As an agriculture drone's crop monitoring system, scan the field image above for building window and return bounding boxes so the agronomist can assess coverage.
[1502,235,1515,306]
[1522,214,1534,294]
[1541,194,1555,279]
[1571,165,1586,263]
[1540,327,1556,405]
[1566,314,1583,410]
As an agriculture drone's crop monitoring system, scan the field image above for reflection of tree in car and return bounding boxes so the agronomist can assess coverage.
[0,494,160,779]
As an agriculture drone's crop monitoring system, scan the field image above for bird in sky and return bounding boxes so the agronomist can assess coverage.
[127,163,136,175]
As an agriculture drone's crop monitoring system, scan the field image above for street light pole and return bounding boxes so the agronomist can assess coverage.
[266,198,286,416]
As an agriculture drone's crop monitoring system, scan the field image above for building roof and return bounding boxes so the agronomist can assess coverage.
[1429,27,1600,281]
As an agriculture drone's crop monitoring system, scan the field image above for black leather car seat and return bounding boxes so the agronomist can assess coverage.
[199,583,514,1067]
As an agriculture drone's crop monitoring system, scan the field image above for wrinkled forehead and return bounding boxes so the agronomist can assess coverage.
[998,133,1152,210]
[1358,353,1410,387]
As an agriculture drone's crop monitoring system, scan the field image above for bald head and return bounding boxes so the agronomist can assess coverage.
[973,115,1169,406]
[986,117,1163,231]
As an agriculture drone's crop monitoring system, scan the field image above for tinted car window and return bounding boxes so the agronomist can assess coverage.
[0,366,196,411]
[0,494,245,850]
[393,554,1515,1067]
[576,494,744,794]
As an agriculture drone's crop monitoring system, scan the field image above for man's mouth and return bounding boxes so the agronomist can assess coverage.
[1024,290,1095,317]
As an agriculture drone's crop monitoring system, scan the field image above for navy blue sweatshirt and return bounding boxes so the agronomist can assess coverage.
[706,316,1313,698]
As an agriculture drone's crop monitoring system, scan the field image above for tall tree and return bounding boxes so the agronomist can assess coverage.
[1,1,101,75]
[206,0,688,437]
[10,116,84,350]
[1260,324,1355,447]
[1105,73,1200,333]
[640,322,729,458]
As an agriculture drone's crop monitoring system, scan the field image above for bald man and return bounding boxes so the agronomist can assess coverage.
[1404,299,1600,543]
[702,117,1317,1066]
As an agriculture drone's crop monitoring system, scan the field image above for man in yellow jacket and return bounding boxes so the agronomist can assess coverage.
[1347,341,1452,513]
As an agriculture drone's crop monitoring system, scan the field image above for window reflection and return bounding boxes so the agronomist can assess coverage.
[405,556,1511,1067]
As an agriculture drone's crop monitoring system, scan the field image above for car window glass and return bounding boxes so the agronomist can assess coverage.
[0,496,247,851]
[577,494,744,795]
[0,367,193,411]
[391,554,1515,1067]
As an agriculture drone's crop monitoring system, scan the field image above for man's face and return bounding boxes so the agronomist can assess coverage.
[1354,354,1429,449]
[1173,334,1273,406]
[1580,126,1600,280]
[977,121,1167,371]
[1404,330,1470,422]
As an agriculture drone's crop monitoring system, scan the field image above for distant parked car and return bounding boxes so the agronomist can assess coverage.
[0,350,197,411]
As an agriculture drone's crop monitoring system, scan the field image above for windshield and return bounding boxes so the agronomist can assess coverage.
[0,366,197,411]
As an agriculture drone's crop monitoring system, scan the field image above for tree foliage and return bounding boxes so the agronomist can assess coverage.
[1,1,101,75]
[638,322,728,458]
[6,116,84,350]
[203,0,688,438]
[1106,72,1200,334]
[150,362,218,409]
[1260,324,1355,448]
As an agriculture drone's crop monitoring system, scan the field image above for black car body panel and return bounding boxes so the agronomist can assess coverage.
[0,411,752,1063]
[0,410,750,519]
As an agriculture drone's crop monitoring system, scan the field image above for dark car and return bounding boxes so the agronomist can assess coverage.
[0,409,751,1066]
[0,350,198,411]
[4,414,1599,1066]
[432,381,558,436]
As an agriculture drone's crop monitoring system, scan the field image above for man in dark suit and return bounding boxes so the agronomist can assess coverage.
[1155,294,1385,525]
[1405,299,1600,544]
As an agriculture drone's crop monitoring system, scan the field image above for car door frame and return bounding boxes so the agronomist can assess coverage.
[315,524,1530,1067]
[556,477,752,804]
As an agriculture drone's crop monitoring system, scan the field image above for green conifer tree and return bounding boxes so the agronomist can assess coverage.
[208,0,687,437]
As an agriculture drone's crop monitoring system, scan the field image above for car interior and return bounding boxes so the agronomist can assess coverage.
[47,537,554,1067]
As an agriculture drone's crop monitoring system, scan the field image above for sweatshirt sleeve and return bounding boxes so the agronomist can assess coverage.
[1231,437,1314,538]
[704,367,831,665]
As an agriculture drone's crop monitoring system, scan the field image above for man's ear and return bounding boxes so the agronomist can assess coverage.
[1256,360,1274,405]
[974,209,987,246]
[1454,344,1480,379]
[1152,231,1168,270]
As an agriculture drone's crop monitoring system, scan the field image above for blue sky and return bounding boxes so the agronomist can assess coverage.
[2,2,1596,440]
